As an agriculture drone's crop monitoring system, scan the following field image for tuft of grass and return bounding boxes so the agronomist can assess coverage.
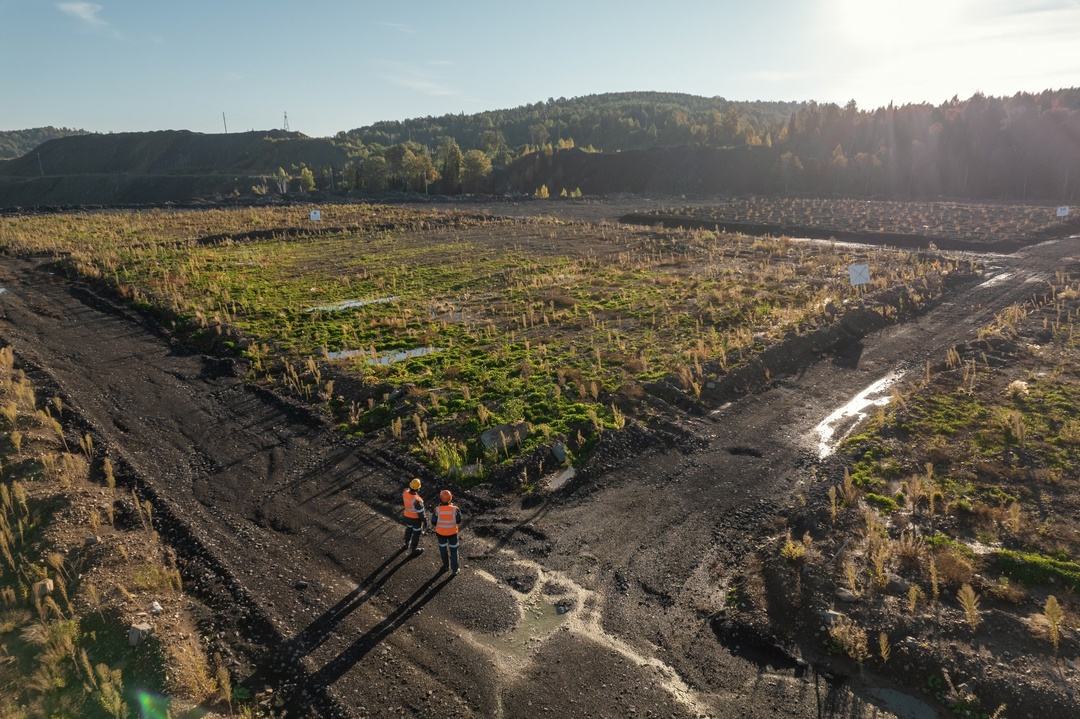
[780,531,806,563]
[957,583,981,631]
[828,615,869,666]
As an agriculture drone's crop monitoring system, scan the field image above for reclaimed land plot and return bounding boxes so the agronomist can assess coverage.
[0,204,976,481]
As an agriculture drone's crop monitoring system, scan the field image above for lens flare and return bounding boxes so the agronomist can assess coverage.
[135,690,172,719]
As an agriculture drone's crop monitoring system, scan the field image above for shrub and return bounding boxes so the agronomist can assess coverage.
[933,548,974,588]
[828,615,869,665]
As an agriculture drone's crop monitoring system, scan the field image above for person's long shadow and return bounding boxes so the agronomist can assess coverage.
[287,546,411,659]
[306,570,455,689]
[478,497,553,559]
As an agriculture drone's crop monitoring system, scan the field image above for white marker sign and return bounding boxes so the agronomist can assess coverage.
[848,264,871,286]
[310,210,322,222]
[1057,206,1070,218]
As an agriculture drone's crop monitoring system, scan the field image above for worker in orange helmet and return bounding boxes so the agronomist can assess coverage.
[432,489,462,575]
[402,478,427,557]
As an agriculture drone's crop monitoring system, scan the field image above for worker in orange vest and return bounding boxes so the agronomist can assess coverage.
[432,489,462,575]
[402,478,427,556]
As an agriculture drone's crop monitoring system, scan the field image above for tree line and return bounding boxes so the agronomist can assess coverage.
[262,137,496,195]
[269,93,799,195]
[277,88,1080,201]
[771,89,1080,200]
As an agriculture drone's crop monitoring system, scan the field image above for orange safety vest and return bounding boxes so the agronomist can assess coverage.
[403,489,424,519]
[434,504,459,536]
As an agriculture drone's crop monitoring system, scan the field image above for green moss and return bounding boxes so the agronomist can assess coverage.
[864,493,899,513]
[904,392,988,437]
[926,532,974,557]
[992,549,1080,590]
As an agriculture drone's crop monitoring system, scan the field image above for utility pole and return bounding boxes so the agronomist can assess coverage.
[222,112,228,134]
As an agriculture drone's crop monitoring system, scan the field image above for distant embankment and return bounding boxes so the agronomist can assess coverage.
[0,129,349,209]
[0,174,265,210]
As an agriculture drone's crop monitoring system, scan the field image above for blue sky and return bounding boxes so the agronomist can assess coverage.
[2,0,1078,137]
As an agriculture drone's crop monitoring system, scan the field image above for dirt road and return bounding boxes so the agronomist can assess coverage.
[1,213,1076,717]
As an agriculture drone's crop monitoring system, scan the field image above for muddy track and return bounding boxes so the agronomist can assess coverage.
[1,230,1077,718]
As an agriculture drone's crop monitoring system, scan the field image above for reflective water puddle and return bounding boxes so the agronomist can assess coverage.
[861,686,939,719]
[545,467,576,490]
[326,346,442,364]
[815,371,904,458]
[306,296,399,312]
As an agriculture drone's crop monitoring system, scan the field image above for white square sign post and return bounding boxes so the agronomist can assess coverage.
[849,264,871,286]
[310,210,322,222]
[1057,206,1070,224]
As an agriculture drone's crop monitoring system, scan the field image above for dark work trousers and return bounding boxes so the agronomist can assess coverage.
[403,516,423,551]
[437,532,459,572]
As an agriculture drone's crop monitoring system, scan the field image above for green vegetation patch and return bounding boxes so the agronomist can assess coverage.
[0,205,964,478]
[992,549,1080,591]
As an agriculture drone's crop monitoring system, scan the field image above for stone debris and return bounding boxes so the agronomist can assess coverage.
[128,622,153,647]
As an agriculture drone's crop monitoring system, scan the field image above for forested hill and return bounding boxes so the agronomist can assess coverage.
[508,88,1080,201]
[0,127,90,160]
[2,88,1079,207]
[341,92,807,158]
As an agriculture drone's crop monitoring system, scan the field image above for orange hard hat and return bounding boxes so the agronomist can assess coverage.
[440,489,453,503]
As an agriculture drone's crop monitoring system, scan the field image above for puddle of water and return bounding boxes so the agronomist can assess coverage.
[815,371,904,458]
[483,595,568,664]
[788,237,880,251]
[325,346,441,364]
[305,296,399,312]
[862,687,940,719]
[544,467,576,490]
[465,552,723,718]
[975,271,1013,289]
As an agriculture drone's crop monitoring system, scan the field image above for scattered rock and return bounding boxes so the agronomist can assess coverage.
[128,622,153,647]
[542,581,569,596]
[33,579,54,599]
[481,422,528,452]
[551,443,569,464]
[835,588,860,603]
[818,610,844,625]
[84,535,101,546]
[295,580,309,590]
[505,574,536,594]
[151,601,163,616]
[886,574,910,595]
